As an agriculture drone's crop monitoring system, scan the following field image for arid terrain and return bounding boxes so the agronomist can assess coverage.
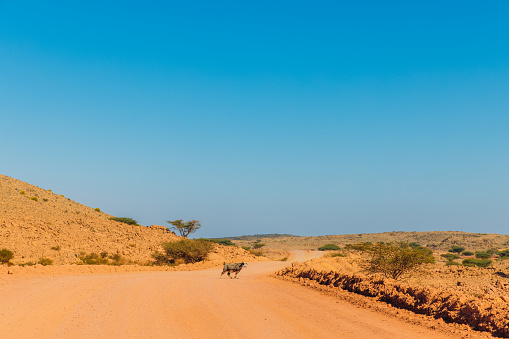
[0,252,493,339]
[0,174,260,267]
[230,231,509,253]
[1,174,508,338]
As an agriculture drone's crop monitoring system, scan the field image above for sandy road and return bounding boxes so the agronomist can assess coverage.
[0,253,455,339]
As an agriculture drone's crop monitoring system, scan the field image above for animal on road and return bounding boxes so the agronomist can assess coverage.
[220,262,248,279]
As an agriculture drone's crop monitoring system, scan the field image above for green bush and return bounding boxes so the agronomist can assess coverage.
[462,258,492,268]
[19,261,36,267]
[329,252,346,257]
[80,252,104,264]
[109,253,125,265]
[29,196,38,202]
[486,248,499,255]
[154,239,213,265]
[109,217,139,226]
[94,208,101,212]
[461,251,474,256]
[20,190,26,195]
[319,244,341,251]
[448,246,465,253]
[78,252,125,265]
[409,242,421,248]
[441,253,460,260]
[253,243,266,249]
[475,251,491,259]
[445,261,461,266]
[38,258,53,266]
[0,249,14,265]
[241,246,251,251]
[498,249,509,259]
[351,242,435,280]
[51,245,61,251]
[43,198,49,202]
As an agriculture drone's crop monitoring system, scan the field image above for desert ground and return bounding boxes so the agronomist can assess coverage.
[1,174,508,338]
[0,251,491,339]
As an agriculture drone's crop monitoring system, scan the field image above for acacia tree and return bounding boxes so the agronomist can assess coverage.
[167,219,201,238]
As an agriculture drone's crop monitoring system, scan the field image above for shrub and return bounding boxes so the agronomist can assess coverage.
[79,252,105,265]
[498,249,509,259]
[461,251,474,256]
[109,253,125,265]
[51,245,61,251]
[351,242,435,280]
[318,244,341,251]
[241,246,251,251]
[94,208,101,212]
[462,258,492,268]
[0,249,14,265]
[154,239,213,265]
[78,252,124,265]
[109,217,139,226]
[409,242,420,248]
[475,251,491,259]
[38,258,53,266]
[441,253,460,261]
[249,249,264,257]
[329,252,346,258]
[20,190,26,195]
[19,261,36,267]
[43,198,48,202]
[448,246,465,253]
[253,243,266,249]
[486,248,499,255]
[29,196,38,202]
[445,261,461,266]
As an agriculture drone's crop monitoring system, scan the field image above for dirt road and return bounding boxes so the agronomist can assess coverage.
[0,254,459,339]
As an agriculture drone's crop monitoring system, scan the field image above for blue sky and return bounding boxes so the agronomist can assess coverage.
[1,1,508,237]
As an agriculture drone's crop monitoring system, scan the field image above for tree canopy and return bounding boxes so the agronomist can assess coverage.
[167,219,201,238]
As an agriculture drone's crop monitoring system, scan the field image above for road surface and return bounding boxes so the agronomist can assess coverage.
[0,252,457,339]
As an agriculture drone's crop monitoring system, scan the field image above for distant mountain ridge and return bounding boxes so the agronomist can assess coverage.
[218,233,298,240]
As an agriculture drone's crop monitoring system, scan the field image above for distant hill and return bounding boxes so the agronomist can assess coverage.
[0,174,179,264]
[219,234,298,241]
[231,231,509,252]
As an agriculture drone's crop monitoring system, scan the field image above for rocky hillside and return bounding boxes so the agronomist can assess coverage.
[0,174,180,264]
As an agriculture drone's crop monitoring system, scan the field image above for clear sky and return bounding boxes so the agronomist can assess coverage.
[1,1,508,238]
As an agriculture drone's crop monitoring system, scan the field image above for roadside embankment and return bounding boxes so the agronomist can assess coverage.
[276,261,509,337]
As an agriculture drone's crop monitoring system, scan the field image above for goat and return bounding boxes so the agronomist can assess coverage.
[220,262,248,279]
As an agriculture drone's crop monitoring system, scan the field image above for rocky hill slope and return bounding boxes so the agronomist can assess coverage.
[0,174,181,264]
